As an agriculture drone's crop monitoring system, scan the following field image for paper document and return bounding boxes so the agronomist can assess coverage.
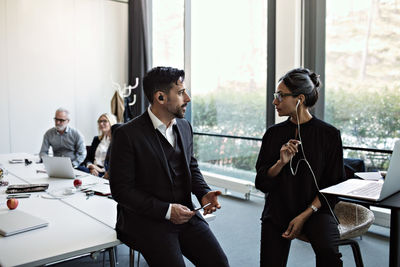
[355,172,383,181]
[90,183,111,196]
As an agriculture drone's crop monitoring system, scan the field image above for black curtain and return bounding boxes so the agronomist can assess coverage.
[125,0,150,122]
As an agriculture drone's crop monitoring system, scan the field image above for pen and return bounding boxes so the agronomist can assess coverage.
[86,191,95,200]
[7,194,31,199]
[193,203,211,211]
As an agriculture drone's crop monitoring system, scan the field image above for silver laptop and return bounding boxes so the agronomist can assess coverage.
[0,210,49,237]
[321,140,400,202]
[42,156,76,179]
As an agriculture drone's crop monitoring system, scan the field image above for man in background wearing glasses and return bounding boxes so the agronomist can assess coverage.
[39,107,86,168]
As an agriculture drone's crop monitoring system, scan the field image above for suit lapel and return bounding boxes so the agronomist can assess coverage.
[140,112,173,183]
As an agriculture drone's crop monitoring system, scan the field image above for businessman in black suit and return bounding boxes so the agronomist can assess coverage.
[109,67,229,267]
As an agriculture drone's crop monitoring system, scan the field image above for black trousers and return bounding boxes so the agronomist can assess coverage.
[260,213,343,267]
[133,216,229,267]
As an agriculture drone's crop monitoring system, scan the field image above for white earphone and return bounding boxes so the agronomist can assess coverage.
[296,99,301,108]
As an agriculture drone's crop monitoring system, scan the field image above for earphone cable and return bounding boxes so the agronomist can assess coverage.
[290,105,342,229]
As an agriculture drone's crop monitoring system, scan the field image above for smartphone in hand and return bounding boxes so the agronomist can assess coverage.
[193,203,211,211]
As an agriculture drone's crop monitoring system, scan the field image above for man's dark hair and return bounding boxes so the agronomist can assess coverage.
[143,66,185,103]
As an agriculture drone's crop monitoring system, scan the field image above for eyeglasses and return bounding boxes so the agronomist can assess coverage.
[98,120,109,124]
[273,92,298,102]
[54,118,68,123]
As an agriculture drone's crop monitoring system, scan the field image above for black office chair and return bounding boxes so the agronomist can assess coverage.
[129,248,141,267]
[344,158,366,179]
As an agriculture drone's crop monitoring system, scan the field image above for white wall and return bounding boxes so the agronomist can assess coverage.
[0,0,128,154]
[0,0,9,152]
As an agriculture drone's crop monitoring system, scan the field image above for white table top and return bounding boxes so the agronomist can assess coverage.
[0,155,120,267]
[0,153,216,266]
[0,194,119,267]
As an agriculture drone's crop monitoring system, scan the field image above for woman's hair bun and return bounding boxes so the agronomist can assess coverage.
[309,72,321,89]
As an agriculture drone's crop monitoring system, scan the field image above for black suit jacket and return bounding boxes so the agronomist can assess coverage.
[109,111,211,244]
[82,136,101,167]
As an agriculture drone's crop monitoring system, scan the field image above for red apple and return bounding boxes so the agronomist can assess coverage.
[73,179,82,189]
[7,198,19,210]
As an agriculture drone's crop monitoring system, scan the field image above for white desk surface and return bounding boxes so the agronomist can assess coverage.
[0,153,35,164]
[0,153,216,266]
[61,192,117,229]
[3,161,117,228]
[0,197,119,267]
[0,155,120,267]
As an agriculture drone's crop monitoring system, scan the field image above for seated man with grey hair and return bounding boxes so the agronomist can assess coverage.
[39,107,86,168]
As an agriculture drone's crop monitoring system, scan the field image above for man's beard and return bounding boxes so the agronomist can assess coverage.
[172,104,187,118]
[56,125,67,131]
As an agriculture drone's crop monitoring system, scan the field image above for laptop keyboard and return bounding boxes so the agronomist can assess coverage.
[348,182,383,197]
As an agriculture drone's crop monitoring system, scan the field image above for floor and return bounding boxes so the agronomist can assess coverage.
[52,188,390,267]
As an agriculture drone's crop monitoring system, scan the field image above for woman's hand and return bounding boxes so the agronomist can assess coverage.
[281,196,321,240]
[89,168,99,176]
[282,213,308,240]
[88,164,103,176]
[280,139,301,164]
[266,139,301,177]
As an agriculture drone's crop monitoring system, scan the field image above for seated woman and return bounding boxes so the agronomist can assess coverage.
[255,68,344,267]
[82,113,117,177]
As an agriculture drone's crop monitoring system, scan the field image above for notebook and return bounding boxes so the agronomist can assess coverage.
[321,140,400,202]
[42,156,76,179]
[0,209,49,237]
[354,172,382,181]
[91,183,111,196]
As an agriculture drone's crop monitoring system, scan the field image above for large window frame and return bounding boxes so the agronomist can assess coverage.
[305,0,392,169]
[182,0,277,131]
[150,0,393,178]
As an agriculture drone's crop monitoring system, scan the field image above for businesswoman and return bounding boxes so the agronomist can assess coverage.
[255,68,344,267]
[81,113,117,177]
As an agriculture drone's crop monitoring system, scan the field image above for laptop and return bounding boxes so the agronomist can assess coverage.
[321,140,400,202]
[0,209,49,237]
[42,156,76,179]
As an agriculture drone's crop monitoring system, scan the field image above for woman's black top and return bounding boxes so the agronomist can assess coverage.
[82,136,101,167]
[255,116,345,230]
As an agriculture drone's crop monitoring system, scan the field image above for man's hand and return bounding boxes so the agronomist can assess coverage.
[201,190,222,215]
[170,204,195,224]
[281,213,307,240]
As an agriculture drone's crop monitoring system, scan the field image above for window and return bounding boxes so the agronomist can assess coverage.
[152,0,184,69]
[324,0,399,169]
[152,0,268,181]
[191,0,267,180]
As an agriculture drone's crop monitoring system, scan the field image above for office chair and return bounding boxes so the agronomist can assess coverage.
[101,246,140,267]
[297,201,375,267]
[129,248,141,267]
[344,158,366,179]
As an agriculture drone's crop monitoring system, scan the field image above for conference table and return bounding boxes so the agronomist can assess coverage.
[338,193,400,267]
[0,153,120,267]
[0,153,216,267]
